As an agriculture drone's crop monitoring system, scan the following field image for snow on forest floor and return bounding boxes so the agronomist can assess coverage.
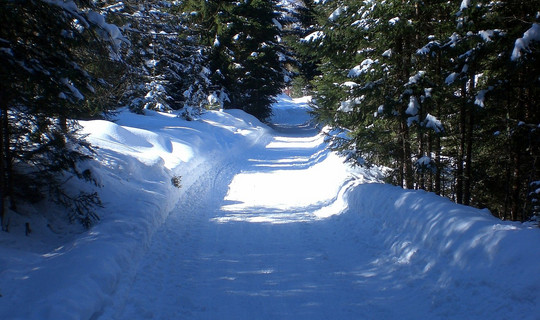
[0,95,539,320]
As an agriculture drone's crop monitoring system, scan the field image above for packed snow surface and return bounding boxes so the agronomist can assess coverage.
[1,95,539,320]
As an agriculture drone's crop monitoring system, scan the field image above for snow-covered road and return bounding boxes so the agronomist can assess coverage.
[96,98,540,320]
[2,95,538,320]
[101,123,381,319]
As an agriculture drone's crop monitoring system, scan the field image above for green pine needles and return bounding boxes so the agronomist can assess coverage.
[299,0,540,222]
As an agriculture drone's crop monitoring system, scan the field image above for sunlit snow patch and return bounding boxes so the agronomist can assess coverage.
[214,146,354,224]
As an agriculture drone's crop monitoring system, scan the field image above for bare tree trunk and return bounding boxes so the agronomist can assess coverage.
[402,120,414,189]
[435,130,441,195]
[510,150,522,221]
[434,51,442,196]
[398,134,405,188]
[456,85,466,204]
[463,110,473,206]
[463,72,475,206]
[427,132,433,192]
[0,87,13,231]
[0,89,5,230]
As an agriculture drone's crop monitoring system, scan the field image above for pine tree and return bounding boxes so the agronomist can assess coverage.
[304,0,540,222]
[284,0,322,96]
[95,0,190,114]
[467,1,540,221]
[0,0,123,228]
[184,0,287,121]
[308,0,425,188]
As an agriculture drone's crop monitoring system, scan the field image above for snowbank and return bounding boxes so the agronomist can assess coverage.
[0,108,272,320]
[340,183,540,319]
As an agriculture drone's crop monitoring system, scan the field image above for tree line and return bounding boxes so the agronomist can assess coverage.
[0,0,292,229]
[294,0,539,222]
[1,0,538,230]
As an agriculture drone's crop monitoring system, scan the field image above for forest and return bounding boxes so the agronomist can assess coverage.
[0,0,539,229]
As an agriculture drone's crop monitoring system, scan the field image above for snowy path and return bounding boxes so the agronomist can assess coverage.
[1,97,538,320]
[100,124,385,319]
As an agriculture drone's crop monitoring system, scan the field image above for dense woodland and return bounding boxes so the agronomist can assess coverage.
[0,0,538,229]
[295,0,540,222]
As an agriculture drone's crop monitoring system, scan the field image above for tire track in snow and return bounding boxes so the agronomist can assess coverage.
[99,157,240,319]
[101,125,382,320]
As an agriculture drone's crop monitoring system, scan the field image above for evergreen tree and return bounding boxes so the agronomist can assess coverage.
[308,0,424,188]
[0,0,123,228]
[283,0,322,97]
[184,0,287,121]
[304,0,540,222]
[95,0,197,114]
[464,1,540,220]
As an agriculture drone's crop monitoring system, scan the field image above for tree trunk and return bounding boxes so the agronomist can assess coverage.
[402,120,414,189]
[456,84,466,204]
[0,87,13,230]
[0,88,5,230]
[435,133,441,195]
[463,109,473,206]
[510,145,522,221]
[2,92,14,214]
[463,72,475,206]
[418,109,425,190]
[427,132,433,192]
[434,51,442,196]
[398,133,405,188]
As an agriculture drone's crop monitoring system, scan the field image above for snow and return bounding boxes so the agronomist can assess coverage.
[341,81,359,89]
[43,0,79,15]
[300,31,324,42]
[417,46,430,55]
[348,59,377,77]
[1,95,540,319]
[272,18,283,31]
[406,71,426,86]
[416,155,432,166]
[269,95,313,127]
[145,59,158,68]
[338,97,364,113]
[86,10,126,50]
[445,72,459,85]
[424,113,444,133]
[479,29,496,42]
[475,88,491,107]
[406,95,420,115]
[329,6,347,21]
[511,23,540,61]
[60,77,84,100]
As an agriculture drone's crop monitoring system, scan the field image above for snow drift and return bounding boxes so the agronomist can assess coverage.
[341,183,540,319]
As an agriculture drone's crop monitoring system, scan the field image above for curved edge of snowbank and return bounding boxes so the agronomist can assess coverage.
[341,183,540,318]
[347,183,539,263]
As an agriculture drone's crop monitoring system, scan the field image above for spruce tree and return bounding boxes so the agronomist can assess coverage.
[465,1,540,221]
[0,0,123,228]
[283,0,322,96]
[308,0,424,188]
[303,0,540,222]
[184,0,287,121]
[96,0,193,114]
